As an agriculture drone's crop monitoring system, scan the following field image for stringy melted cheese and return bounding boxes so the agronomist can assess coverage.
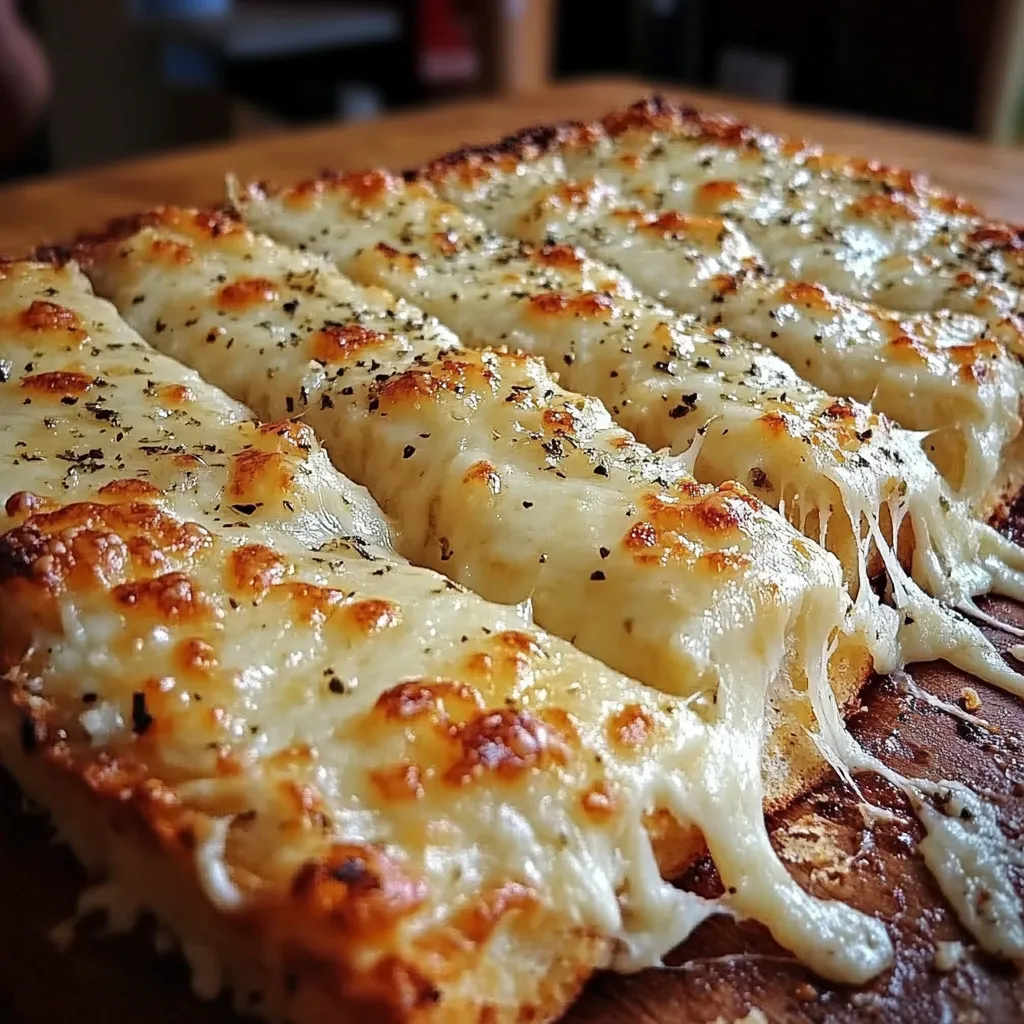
[0,260,891,1011]
[238,172,1024,692]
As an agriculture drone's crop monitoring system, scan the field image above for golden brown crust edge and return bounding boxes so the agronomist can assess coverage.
[411,94,1023,229]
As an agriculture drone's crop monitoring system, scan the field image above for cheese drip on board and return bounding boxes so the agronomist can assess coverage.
[236,173,1024,693]
[519,97,1024,325]
[0,258,889,1018]
[810,644,1024,963]
[422,155,1023,510]
[80,213,914,983]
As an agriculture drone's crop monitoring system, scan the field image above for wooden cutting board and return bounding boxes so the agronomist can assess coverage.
[2,77,1024,255]
[1,77,1023,1023]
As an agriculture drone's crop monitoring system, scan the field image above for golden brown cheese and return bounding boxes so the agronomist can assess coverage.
[235,173,1024,691]
[491,98,1024,324]
[1,259,894,1023]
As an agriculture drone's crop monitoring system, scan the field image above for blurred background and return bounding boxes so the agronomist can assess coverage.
[3,0,1024,182]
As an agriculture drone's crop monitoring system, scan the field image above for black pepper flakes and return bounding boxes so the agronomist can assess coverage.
[590,570,606,581]
[403,445,415,459]
[131,692,154,735]
[19,715,40,754]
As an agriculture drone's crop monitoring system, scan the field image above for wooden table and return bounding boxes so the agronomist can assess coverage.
[2,75,1024,256]
[1,77,1023,1024]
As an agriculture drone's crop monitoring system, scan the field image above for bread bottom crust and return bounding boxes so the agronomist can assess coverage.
[983,430,1024,526]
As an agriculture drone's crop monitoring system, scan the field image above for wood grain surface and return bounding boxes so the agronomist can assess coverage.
[1,77,1024,1024]
[1,76,1024,256]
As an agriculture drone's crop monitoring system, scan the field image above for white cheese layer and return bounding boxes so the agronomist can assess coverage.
[78,215,909,983]
[237,173,1024,694]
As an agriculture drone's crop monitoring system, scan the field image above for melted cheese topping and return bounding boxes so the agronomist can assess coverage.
[83,209,846,709]
[0,259,895,1009]
[810,646,1024,963]
[238,173,1024,692]
[558,100,1024,324]
[536,110,1024,517]
[426,160,1023,508]
[78,216,906,984]
[91,193,1024,972]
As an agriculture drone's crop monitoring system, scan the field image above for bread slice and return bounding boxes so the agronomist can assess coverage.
[0,257,885,1024]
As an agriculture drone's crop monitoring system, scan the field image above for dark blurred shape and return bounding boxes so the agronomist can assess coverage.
[0,0,51,179]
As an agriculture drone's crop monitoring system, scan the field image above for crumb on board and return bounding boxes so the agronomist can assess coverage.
[933,940,965,972]
[960,687,982,713]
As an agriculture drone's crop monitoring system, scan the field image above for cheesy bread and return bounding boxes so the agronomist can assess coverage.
[0,257,902,1022]
[3,94,1024,1024]
[420,153,1024,511]
[236,172,1024,689]
[543,98,1024,325]
[76,210,905,980]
